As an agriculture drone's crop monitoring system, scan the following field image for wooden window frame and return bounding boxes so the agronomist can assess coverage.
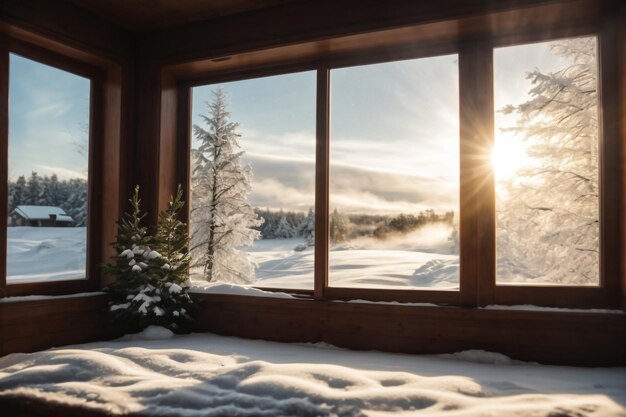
[488,25,622,309]
[162,8,623,309]
[0,28,124,298]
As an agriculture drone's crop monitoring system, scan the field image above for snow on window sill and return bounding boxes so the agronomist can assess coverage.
[0,291,105,304]
[480,304,624,314]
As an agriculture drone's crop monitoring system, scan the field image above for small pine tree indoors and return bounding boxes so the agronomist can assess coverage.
[103,185,196,333]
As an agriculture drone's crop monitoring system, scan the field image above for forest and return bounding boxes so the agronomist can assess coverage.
[7,171,88,226]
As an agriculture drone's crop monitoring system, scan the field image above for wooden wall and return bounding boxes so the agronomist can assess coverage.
[0,294,120,356]
[195,293,626,366]
[0,0,133,353]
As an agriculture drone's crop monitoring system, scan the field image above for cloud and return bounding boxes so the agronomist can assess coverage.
[242,153,458,214]
[34,165,87,180]
[24,101,73,119]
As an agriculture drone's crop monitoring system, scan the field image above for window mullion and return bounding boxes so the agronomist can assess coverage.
[0,41,8,295]
[314,65,330,300]
[458,40,495,307]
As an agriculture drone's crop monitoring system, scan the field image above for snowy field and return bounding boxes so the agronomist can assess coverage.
[0,327,624,416]
[234,224,459,290]
[6,226,86,283]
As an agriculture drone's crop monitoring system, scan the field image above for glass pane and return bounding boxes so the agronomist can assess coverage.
[329,55,460,290]
[7,54,90,283]
[494,37,599,286]
[190,72,316,289]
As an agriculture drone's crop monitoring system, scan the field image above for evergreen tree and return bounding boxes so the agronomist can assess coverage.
[190,88,262,283]
[297,208,315,245]
[330,208,349,243]
[498,38,599,284]
[273,213,295,239]
[63,178,88,227]
[25,171,42,205]
[103,186,196,333]
[8,175,26,214]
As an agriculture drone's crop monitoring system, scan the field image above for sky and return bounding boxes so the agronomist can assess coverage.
[8,53,90,182]
[192,54,461,215]
[190,36,596,216]
[6,37,594,216]
[492,38,595,184]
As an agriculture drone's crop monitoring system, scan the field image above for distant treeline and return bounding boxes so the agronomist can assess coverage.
[254,208,315,241]
[254,207,454,243]
[8,172,88,226]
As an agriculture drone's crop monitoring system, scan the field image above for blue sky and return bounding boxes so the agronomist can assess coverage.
[7,37,591,215]
[192,54,460,215]
[8,53,90,182]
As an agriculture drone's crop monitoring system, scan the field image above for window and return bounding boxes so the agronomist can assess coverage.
[7,53,90,284]
[494,36,600,287]
[329,55,460,290]
[171,20,619,308]
[0,37,106,297]
[189,72,316,290]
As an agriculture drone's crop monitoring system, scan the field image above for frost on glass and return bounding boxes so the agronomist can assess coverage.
[494,37,599,286]
[7,54,90,283]
[328,55,460,290]
[189,72,316,289]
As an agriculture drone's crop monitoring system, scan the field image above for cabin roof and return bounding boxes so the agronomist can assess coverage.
[11,205,74,222]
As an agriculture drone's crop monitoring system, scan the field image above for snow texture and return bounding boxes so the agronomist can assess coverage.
[6,226,86,283]
[0,291,103,304]
[0,331,624,416]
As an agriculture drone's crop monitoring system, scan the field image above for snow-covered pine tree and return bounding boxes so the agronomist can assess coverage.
[330,208,349,243]
[190,88,262,283]
[497,38,599,284]
[8,175,26,214]
[298,208,315,245]
[273,213,296,239]
[25,171,42,205]
[103,186,196,333]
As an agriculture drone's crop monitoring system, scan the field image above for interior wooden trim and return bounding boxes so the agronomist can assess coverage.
[324,287,460,304]
[492,21,622,309]
[141,0,613,64]
[0,38,9,296]
[619,2,626,310]
[314,67,330,300]
[458,39,495,307]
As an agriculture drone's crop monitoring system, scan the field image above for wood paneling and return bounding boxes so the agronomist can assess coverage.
[620,2,626,310]
[0,294,120,356]
[138,0,613,64]
[67,0,303,32]
[0,0,131,61]
[194,293,626,366]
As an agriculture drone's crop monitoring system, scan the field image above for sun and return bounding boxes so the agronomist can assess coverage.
[491,134,531,180]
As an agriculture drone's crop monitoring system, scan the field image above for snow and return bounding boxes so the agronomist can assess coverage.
[0,291,103,304]
[481,304,625,314]
[0,331,624,416]
[191,283,296,299]
[215,235,459,290]
[6,226,86,283]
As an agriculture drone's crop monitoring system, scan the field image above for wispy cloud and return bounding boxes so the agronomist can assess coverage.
[24,101,73,119]
[34,165,87,180]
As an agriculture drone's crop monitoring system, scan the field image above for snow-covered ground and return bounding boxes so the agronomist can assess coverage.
[6,226,86,283]
[0,328,624,416]
[231,224,459,290]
